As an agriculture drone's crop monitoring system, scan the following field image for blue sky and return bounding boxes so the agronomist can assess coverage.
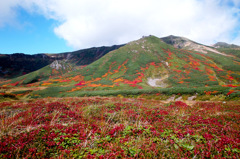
[0,7,72,54]
[0,0,239,54]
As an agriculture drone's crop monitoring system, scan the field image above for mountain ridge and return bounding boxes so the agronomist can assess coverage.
[213,42,240,49]
[0,44,124,79]
[160,35,229,56]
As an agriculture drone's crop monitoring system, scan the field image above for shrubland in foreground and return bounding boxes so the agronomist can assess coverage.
[0,97,239,158]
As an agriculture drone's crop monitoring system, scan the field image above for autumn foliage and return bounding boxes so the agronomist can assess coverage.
[0,97,239,158]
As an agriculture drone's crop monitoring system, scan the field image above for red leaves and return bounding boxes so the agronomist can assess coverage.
[0,98,239,158]
[124,79,142,85]
[138,86,143,89]
[203,133,214,140]
[172,101,188,108]
[149,62,156,66]
[75,80,85,86]
[162,49,173,57]
[108,124,125,137]
[228,76,234,81]
[222,84,238,88]
[173,69,182,73]
[193,67,201,71]
[123,71,144,88]
[10,81,20,86]
[227,90,235,96]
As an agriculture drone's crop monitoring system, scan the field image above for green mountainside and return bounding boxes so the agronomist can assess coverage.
[213,42,240,58]
[1,35,240,98]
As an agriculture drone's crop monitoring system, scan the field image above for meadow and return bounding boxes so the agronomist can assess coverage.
[0,97,239,158]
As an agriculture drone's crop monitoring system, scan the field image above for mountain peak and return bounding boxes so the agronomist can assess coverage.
[160,35,196,49]
[213,42,240,49]
[160,35,228,56]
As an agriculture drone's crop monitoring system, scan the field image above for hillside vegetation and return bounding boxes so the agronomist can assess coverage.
[0,35,240,99]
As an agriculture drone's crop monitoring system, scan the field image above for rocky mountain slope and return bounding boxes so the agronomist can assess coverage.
[0,45,124,80]
[213,42,240,49]
[161,35,228,56]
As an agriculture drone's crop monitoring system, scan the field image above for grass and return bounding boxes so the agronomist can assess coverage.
[206,53,240,72]
[27,86,240,101]
[217,48,240,58]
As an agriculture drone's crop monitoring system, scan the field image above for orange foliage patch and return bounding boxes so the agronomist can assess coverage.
[72,75,84,82]
[204,91,218,95]
[68,87,84,92]
[87,84,102,87]
[41,83,52,86]
[101,85,114,88]
[185,70,191,74]
[102,73,108,78]
[208,75,216,81]
[101,60,128,78]
[114,78,124,83]
[205,67,214,74]
[207,63,223,71]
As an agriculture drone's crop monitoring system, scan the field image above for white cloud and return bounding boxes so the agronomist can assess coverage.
[232,0,240,7]
[1,0,240,48]
[0,0,20,27]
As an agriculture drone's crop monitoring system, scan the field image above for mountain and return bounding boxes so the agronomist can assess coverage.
[1,35,240,98]
[211,42,240,58]
[161,35,228,56]
[213,42,240,49]
[0,45,124,80]
[0,53,54,79]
